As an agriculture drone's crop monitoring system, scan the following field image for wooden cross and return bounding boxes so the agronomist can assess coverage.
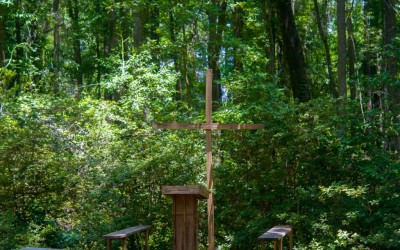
[153,69,264,250]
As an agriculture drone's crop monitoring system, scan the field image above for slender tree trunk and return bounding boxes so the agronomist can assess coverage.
[233,3,244,71]
[382,0,398,151]
[0,4,6,66]
[120,3,130,61]
[169,10,182,101]
[362,0,377,77]
[95,0,102,89]
[263,0,276,81]
[67,0,83,88]
[347,14,357,100]
[276,0,310,102]
[337,0,347,113]
[52,0,61,88]
[13,0,23,89]
[313,0,336,97]
[104,0,116,56]
[147,4,160,43]
[383,0,398,111]
[182,25,192,108]
[133,7,144,49]
[207,0,227,108]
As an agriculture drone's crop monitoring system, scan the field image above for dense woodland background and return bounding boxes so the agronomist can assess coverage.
[0,0,399,249]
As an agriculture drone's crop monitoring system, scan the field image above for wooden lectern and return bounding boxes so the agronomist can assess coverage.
[162,186,209,250]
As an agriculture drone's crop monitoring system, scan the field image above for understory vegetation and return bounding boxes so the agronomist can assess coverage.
[1,0,400,249]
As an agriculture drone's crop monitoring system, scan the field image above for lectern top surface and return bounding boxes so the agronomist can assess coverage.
[162,185,209,199]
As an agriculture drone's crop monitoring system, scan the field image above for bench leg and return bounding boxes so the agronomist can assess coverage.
[260,240,265,250]
[145,230,149,250]
[273,240,277,250]
[279,239,283,250]
[107,239,111,250]
[122,238,127,250]
[289,228,293,250]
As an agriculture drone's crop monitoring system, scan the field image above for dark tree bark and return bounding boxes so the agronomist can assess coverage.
[67,0,83,88]
[337,0,347,124]
[133,8,144,49]
[120,3,130,61]
[383,0,398,111]
[275,0,310,102]
[347,14,357,100]
[337,0,347,102]
[313,0,336,97]
[52,0,61,76]
[146,4,160,43]
[168,10,183,101]
[207,0,227,107]
[362,0,378,77]
[233,3,244,71]
[382,0,398,152]
[95,0,102,87]
[13,0,23,89]
[104,0,116,56]
[0,4,6,66]
[263,0,276,81]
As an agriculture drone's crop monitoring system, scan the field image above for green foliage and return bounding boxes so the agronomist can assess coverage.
[1,0,400,249]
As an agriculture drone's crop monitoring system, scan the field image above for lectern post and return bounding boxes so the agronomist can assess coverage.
[162,186,209,250]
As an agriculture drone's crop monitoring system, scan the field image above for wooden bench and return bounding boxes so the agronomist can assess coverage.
[103,225,151,250]
[258,225,293,250]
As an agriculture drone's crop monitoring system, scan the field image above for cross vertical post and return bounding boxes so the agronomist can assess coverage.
[205,69,214,250]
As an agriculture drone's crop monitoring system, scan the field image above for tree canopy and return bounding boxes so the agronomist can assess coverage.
[1,0,400,249]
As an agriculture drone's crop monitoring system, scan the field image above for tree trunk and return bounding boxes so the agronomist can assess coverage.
[382,0,398,152]
[0,4,6,66]
[120,3,130,61]
[313,0,336,97]
[233,3,244,71]
[104,0,116,56]
[95,0,102,88]
[67,0,83,88]
[52,0,61,81]
[207,0,227,108]
[347,14,357,100]
[276,0,310,102]
[337,0,347,113]
[133,8,144,49]
[263,0,276,81]
[383,0,398,111]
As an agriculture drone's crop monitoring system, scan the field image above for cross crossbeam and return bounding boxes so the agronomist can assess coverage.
[153,123,264,130]
[153,69,264,250]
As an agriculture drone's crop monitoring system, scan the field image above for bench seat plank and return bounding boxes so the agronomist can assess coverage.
[103,225,151,239]
[258,225,292,240]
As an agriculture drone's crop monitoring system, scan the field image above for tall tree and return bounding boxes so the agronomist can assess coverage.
[104,0,117,57]
[263,0,277,81]
[382,0,398,151]
[313,0,336,97]
[275,0,310,102]
[0,3,6,66]
[133,5,144,49]
[347,7,357,100]
[207,0,227,107]
[337,0,347,115]
[382,0,398,112]
[52,0,61,78]
[67,0,83,88]
[233,2,244,71]
[13,0,23,88]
